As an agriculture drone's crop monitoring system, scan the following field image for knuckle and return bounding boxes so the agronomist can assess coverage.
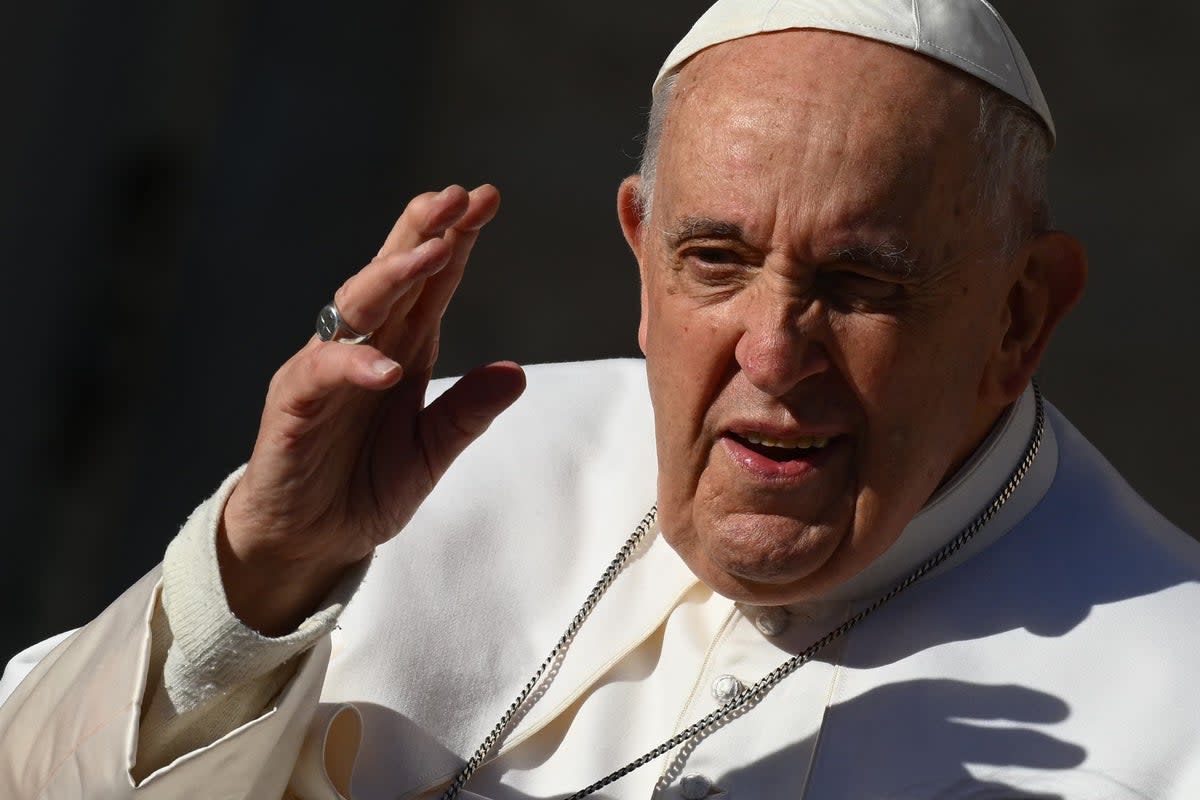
[268,345,312,396]
[378,251,413,279]
[386,249,415,267]
[278,350,333,418]
[403,191,440,221]
[448,410,487,441]
[286,344,326,388]
[267,364,288,396]
[382,257,420,291]
[305,341,334,373]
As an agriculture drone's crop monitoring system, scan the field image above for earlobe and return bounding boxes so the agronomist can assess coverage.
[991,231,1088,401]
[616,175,651,354]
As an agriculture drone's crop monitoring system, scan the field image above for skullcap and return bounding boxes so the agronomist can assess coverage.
[655,0,1055,144]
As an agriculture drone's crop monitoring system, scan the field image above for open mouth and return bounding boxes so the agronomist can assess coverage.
[727,432,835,463]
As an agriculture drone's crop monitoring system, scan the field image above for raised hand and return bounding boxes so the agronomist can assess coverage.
[217,185,526,635]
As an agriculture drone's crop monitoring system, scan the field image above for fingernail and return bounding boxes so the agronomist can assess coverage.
[372,358,400,377]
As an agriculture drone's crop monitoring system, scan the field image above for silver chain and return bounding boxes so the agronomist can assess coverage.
[439,383,1045,800]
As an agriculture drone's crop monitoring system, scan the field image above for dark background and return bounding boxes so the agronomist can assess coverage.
[2,1,1196,662]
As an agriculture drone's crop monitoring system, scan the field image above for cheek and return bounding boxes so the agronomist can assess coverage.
[643,275,738,413]
[830,308,989,492]
[828,314,912,419]
[642,281,739,524]
[830,322,914,482]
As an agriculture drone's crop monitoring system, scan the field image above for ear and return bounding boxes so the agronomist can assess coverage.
[986,230,1088,403]
[617,175,651,354]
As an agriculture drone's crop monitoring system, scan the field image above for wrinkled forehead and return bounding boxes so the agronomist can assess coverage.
[658,31,986,226]
[674,29,982,134]
[655,0,1055,144]
[652,32,988,256]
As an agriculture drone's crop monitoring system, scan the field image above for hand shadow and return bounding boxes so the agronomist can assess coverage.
[829,475,1200,671]
[326,419,1189,800]
[690,678,1147,799]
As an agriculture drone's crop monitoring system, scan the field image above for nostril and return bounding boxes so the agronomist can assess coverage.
[736,336,832,397]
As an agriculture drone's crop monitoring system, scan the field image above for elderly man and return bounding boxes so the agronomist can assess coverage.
[3,1,1199,798]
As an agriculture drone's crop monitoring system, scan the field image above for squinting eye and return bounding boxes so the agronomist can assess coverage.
[678,247,752,287]
[820,271,903,304]
[689,247,739,265]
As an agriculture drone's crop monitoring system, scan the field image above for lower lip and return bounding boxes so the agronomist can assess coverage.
[720,435,841,480]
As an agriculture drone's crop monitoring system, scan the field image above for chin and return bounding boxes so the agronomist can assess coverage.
[696,563,829,606]
[674,512,855,604]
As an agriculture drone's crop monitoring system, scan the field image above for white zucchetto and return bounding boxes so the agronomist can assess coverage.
[656,0,1055,144]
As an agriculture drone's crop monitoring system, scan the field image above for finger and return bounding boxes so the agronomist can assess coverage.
[334,237,453,336]
[940,720,1085,768]
[272,340,405,422]
[448,183,501,233]
[417,361,526,482]
[375,185,471,259]
[370,185,501,362]
[402,185,501,334]
[892,680,1070,723]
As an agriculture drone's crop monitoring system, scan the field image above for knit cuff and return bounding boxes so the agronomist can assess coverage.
[160,467,367,714]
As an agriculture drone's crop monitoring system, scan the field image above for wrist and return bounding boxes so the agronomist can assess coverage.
[217,507,350,637]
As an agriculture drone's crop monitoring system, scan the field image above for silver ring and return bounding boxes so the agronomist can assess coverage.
[315,302,373,344]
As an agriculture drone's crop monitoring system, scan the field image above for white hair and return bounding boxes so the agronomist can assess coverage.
[972,89,1054,256]
[635,72,679,221]
[635,71,1053,257]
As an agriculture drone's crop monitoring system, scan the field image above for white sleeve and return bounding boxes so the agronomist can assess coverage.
[0,629,77,707]
[0,469,367,799]
[136,465,366,778]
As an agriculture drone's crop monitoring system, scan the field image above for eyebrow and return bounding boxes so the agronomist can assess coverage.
[664,215,921,278]
[826,240,920,278]
[663,216,747,250]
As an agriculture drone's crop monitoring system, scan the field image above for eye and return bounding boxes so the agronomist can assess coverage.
[817,269,905,308]
[676,245,756,289]
[687,247,741,265]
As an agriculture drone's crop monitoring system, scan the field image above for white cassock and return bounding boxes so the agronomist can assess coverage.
[2,359,1199,799]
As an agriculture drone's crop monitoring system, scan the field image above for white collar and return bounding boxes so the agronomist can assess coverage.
[784,383,1059,620]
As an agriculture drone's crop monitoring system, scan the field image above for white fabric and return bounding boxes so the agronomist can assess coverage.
[158,465,361,715]
[656,0,1056,143]
[3,359,1199,799]
[332,365,1053,799]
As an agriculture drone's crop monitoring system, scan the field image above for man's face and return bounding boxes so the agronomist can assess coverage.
[626,31,1022,605]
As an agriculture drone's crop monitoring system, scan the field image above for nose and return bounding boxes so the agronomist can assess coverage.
[734,292,831,397]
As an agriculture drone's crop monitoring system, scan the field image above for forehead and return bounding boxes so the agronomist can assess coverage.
[658,30,984,250]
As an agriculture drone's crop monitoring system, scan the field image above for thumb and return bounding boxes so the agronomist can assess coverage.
[418,361,527,482]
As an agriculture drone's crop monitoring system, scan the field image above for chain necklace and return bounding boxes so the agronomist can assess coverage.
[439,383,1045,800]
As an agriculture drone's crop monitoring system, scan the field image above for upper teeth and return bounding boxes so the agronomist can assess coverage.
[744,433,830,449]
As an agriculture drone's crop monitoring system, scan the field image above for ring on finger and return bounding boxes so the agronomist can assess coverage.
[315,301,373,344]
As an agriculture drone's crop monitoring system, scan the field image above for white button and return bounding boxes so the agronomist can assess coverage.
[754,606,789,636]
[711,673,744,704]
[680,774,712,799]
